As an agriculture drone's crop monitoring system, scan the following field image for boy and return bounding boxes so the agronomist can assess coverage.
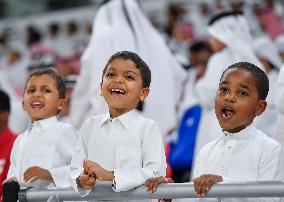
[147,62,282,202]
[70,51,166,201]
[4,68,77,189]
[0,90,17,200]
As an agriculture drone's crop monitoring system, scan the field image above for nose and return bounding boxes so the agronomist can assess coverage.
[32,90,42,97]
[224,93,235,102]
[114,75,124,84]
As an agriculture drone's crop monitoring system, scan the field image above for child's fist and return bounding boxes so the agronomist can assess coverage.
[145,176,174,194]
[192,174,222,197]
[77,171,96,190]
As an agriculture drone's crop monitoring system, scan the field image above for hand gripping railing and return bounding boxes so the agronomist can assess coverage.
[18,181,284,201]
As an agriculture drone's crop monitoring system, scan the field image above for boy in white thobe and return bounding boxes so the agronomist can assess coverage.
[147,62,282,202]
[4,69,77,190]
[70,51,166,202]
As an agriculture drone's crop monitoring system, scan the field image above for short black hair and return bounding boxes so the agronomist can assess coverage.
[25,68,66,99]
[102,51,151,88]
[221,62,269,100]
[0,89,10,112]
[189,41,212,53]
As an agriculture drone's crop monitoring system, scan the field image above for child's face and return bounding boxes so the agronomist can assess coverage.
[22,75,65,121]
[101,58,149,118]
[214,69,267,133]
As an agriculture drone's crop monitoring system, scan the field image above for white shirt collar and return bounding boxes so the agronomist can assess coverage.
[222,123,256,140]
[30,116,58,131]
[99,109,139,129]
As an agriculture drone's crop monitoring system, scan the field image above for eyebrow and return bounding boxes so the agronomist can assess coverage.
[106,68,139,76]
[220,80,251,91]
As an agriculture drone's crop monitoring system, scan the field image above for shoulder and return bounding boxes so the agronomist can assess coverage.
[82,114,105,127]
[199,138,220,154]
[254,129,280,149]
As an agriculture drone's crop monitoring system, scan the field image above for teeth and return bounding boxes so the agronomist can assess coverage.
[111,88,125,94]
[31,101,43,107]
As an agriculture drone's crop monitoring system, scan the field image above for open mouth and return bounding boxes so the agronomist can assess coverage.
[110,88,126,96]
[31,101,44,109]
[221,106,235,119]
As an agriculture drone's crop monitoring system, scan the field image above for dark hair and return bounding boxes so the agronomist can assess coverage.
[221,62,269,100]
[102,51,151,88]
[0,89,10,112]
[190,41,212,53]
[25,68,66,99]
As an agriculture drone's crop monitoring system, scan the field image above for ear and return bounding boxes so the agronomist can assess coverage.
[100,83,103,96]
[57,98,66,111]
[255,100,267,116]
[22,100,26,111]
[139,87,150,102]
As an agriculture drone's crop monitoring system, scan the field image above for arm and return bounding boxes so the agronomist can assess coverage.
[113,123,166,192]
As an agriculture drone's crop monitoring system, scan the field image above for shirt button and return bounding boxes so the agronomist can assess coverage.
[228,145,232,149]
[221,166,225,170]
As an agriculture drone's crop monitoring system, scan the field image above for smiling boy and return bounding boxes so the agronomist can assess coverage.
[70,51,166,202]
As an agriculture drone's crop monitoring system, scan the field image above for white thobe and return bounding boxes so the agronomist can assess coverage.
[7,116,78,188]
[193,124,282,202]
[70,110,166,201]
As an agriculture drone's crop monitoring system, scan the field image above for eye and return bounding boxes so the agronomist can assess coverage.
[239,90,248,96]
[125,74,134,80]
[26,88,35,94]
[105,72,115,77]
[219,86,229,93]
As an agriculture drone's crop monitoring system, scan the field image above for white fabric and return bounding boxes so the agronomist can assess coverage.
[193,49,232,159]
[0,73,30,134]
[275,65,284,114]
[193,13,263,172]
[254,70,279,137]
[193,124,282,202]
[207,13,263,69]
[274,65,284,181]
[70,0,186,137]
[253,36,283,69]
[7,116,78,188]
[70,109,166,201]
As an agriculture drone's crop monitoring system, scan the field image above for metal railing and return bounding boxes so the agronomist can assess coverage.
[18,181,284,201]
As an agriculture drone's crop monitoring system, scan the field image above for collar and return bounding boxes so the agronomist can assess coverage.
[99,109,139,129]
[222,123,256,140]
[30,116,58,131]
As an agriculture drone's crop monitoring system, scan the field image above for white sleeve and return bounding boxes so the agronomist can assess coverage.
[113,123,166,192]
[48,125,78,188]
[275,66,284,114]
[69,120,91,196]
[7,137,20,180]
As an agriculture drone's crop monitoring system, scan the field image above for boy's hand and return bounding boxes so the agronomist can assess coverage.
[83,160,114,181]
[145,176,174,194]
[77,171,96,190]
[23,166,52,183]
[192,174,222,197]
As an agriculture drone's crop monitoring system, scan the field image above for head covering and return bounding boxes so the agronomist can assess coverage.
[253,36,283,69]
[70,0,186,136]
[207,11,263,68]
[275,34,284,53]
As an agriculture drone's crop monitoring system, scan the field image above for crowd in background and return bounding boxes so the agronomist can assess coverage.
[1,0,284,189]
